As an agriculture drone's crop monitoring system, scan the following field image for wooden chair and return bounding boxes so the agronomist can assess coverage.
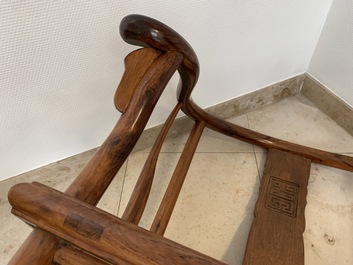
[8,15,353,265]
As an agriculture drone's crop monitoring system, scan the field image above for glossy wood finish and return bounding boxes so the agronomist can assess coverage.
[120,15,353,173]
[184,99,353,172]
[150,121,205,235]
[122,102,182,224]
[8,14,353,265]
[54,246,110,265]
[114,48,160,113]
[66,50,182,205]
[8,229,61,265]
[9,37,183,265]
[243,149,311,265]
[120,14,199,102]
[9,182,226,265]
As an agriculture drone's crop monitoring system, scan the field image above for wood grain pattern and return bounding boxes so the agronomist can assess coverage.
[243,149,311,265]
[122,102,182,224]
[183,99,353,172]
[8,14,353,265]
[9,182,226,265]
[8,229,61,265]
[114,48,160,113]
[8,46,183,265]
[120,14,199,103]
[54,246,111,265]
[150,121,205,235]
[119,15,353,173]
[65,50,182,205]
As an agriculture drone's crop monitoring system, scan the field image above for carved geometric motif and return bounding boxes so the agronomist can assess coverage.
[265,176,299,217]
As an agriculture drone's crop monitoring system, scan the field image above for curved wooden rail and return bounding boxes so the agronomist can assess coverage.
[66,51,183,204]
[8,44,184,265]
[184,98,353,172]
[122,102,182,224]
[8,14,353,265]
[9,182,226,265]
[119,14,353,173]
[120,14,199,102]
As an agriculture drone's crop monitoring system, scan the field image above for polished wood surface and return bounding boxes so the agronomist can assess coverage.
[8,14,353,265]
[120,14,353,172]
[114,48,160,113]
[66,50,183,205]
[9,32,183,265]
[120,14,199,103]
[150,121,205,235]
[8,229,61,265]
[53,246,111,265]
[243,149,311,265]
[184,99,353,172]
[9,182,225,265]
[122,102,182,224]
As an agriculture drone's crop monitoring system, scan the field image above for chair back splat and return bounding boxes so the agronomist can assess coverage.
[8,14,353,265]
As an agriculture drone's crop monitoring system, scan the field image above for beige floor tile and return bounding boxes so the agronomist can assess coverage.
[196,115,255,153]
[0,148,126,264]
[0,213,30,265]
[250,95,353,264]
[304,164,353,264]
[253,153,353,264]
[119,151,260,264]
[165,153,260,264]
[0,179,32,265]
[1,94,353,265]
[118,152,180,226]
[249,95,353,264]
[254,151,267,177]
[0,149,95,264]
[136,118,194,154]
[96,163,126,215]
[139,115,255,154]
[247,95,353,153]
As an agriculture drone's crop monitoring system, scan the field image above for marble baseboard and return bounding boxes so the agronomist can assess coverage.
[4,72,351,179]
[134,74,306,151]
[3,73,350,176]
[301,74,353,136]
[2,87,353,265]
[205,74,306,119]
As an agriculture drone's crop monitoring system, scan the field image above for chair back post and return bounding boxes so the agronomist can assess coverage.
[120,14,199,103]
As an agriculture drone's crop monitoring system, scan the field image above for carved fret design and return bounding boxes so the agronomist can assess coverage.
[265,176,299,217]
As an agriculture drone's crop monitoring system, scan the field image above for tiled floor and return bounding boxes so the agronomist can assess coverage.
[1,94,353,264]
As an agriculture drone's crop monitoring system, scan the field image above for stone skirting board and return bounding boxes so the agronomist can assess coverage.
[134,74,306,151]
[3,73,352,180]
[301,74,353,136]
[205,74,306,119]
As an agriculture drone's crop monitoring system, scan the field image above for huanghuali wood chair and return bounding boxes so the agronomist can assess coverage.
[7,14,353,265]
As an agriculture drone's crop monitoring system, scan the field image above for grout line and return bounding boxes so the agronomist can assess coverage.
[301,74,353,137]
[246,113,262,180]
[116,158,129,216]
[253,152,261,181]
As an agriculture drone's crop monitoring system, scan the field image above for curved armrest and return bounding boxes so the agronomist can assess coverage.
[120,14,199,102]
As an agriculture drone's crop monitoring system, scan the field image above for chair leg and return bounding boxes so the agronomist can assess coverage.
[8,229,60,265]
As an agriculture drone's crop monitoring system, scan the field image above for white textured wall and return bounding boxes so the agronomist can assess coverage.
[308,0,353,107]
[0,1,333,181]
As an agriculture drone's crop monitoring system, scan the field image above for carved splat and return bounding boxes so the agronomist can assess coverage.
[243,149,311,265]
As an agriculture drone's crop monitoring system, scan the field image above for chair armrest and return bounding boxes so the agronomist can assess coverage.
[8,182,226,265]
